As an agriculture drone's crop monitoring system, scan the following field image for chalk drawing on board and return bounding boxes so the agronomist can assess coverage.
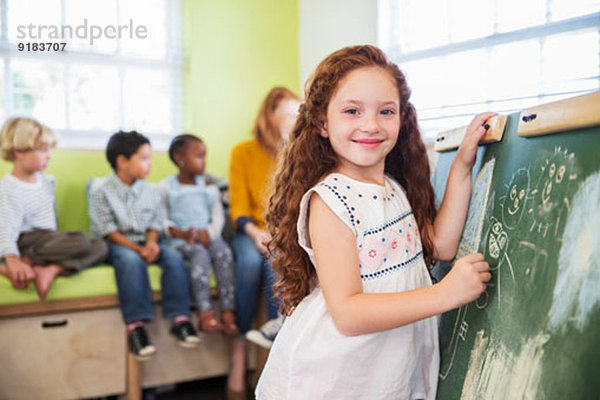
[515,240,548,295]
[439,304,470,381]
[439,160,496,380]
[500,167,532,230]
[459,159,496,256]
[482,217,516,306]
[460,331,550,400]
[529,147,578,238]
[548,172,600,333]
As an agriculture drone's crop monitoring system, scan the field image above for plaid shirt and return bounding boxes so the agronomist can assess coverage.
[89,173,162,242]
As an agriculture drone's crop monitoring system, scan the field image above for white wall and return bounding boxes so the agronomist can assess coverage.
[298,0,378,92]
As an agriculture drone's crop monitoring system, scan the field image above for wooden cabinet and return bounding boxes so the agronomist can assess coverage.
[0,307,126,400]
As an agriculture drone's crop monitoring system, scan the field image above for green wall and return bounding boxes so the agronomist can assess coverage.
[182,0,300,178]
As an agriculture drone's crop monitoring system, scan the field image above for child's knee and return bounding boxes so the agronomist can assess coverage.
[190,242,209,255]
[235,251,263,271]
[66,231,89,248]
[159,244,186,267]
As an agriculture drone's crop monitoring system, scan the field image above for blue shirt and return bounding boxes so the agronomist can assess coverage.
[158,175,225,247]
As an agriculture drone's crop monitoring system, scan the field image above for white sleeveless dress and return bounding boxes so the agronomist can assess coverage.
[256,173,439,400]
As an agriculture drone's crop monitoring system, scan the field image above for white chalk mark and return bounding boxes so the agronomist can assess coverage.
[548,173,600,333]
[504,252,516,282]
[530,147,579,240]
[440,304,470,380]
[459,321,469,341]
[460,332,550,400]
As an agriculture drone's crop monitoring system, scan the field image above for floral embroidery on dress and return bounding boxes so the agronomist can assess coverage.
[358,234,387,272]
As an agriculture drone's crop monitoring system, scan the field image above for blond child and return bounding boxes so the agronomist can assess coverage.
[0,117,107,299]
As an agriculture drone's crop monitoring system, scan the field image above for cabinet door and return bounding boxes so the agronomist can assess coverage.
[0,308,126,400]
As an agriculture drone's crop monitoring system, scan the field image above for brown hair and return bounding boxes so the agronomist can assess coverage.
[0,117,56,162]
[266,45,437,314]
[253,87,300,156]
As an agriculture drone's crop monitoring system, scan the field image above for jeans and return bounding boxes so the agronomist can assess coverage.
[107,242,191,324]
[231,232,278,334]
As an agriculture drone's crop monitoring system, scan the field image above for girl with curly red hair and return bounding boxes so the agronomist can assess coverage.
[257,45,495,399]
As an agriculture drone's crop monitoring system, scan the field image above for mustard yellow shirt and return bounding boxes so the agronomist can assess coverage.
[229,139,277,231]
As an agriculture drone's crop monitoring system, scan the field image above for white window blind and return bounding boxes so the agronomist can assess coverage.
[378,0,600,141]
[0,0,183,149]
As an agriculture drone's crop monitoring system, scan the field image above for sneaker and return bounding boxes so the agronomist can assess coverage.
[170,320,201,348]
[245,315,284,349]
[128,326,157,361]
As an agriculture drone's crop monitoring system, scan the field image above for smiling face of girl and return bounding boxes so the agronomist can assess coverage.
[320,66,400,184]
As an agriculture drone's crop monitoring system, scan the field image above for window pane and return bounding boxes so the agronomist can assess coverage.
[402,58,445,109]
[8,0,61,41]
[496,0,546,33]
[123,68,171,133]
[448,0,494,42]
[489,40,541,99]
[69,64,119,131]
[398,0,449,53]
[542,29,599,94]
[443,49,489,105]
[119,0,166,59]
[64,0,118,54]
[11,60,65,129]
[550,0,600,21]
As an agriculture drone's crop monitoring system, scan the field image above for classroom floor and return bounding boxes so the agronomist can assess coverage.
[153,376,255,400]
[95,376,255,400]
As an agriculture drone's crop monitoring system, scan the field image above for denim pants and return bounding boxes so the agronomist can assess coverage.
[231,232,278,334]
[107,242,191,324]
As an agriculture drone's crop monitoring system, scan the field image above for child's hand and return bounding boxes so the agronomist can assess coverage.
[194,229,211,247]
[140,242,160,263]
[439,253,491,309]
[5,255,35,289]
[183,228,196,245]
[455,112,498,171]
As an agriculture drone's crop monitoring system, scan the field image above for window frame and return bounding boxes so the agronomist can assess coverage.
[0,0,183,150]
[378,0,600,140]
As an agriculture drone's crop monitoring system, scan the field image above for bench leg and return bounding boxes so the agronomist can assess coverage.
[126,339,141,400]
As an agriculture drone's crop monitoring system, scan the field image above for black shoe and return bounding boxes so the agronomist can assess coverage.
[170,320,201,348]
[128,326,157,361]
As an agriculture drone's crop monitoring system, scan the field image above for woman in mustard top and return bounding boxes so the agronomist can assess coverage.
[228,87,300,399]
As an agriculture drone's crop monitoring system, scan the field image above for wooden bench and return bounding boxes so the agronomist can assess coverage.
[0,287,260,399]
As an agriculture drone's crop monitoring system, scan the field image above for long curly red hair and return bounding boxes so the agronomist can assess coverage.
[267,45,437,314]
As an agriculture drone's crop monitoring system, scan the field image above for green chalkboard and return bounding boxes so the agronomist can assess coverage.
[431,112,600,399]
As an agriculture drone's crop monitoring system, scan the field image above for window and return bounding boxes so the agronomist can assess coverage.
[0,0,182,149]
[378,0,600,141]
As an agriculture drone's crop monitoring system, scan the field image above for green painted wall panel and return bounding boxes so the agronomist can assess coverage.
[183,0,300,178]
